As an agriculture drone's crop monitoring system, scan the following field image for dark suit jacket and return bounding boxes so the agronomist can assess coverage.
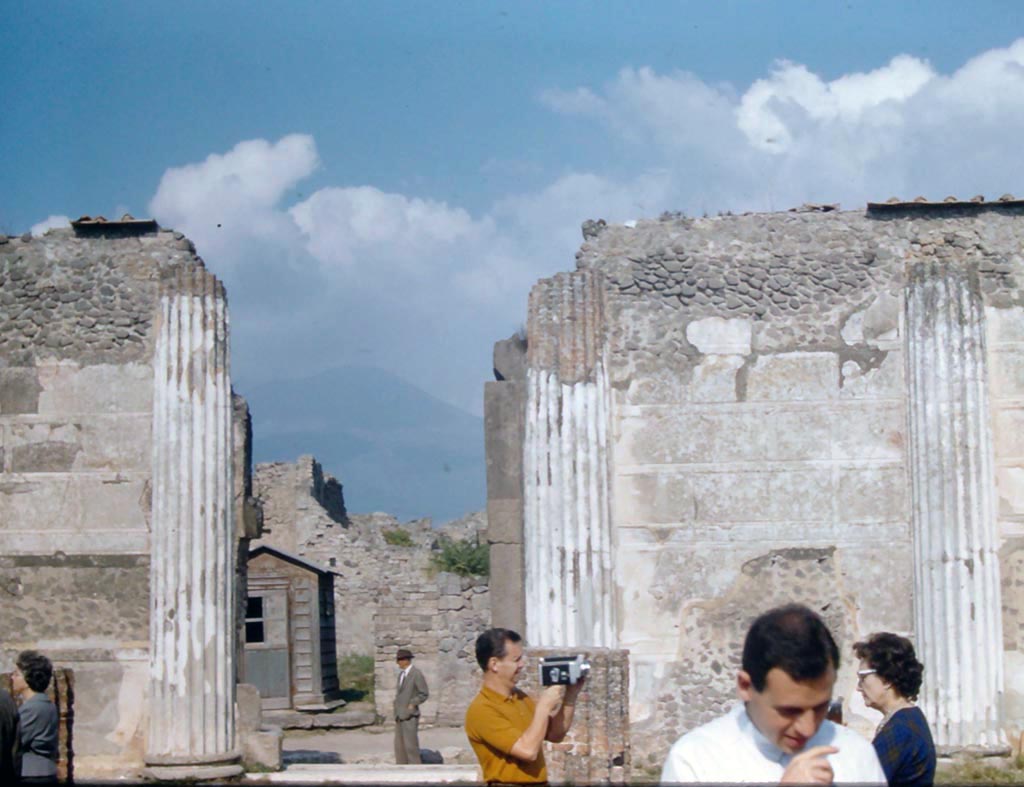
[393,665,429,721]
[0,688,19,782]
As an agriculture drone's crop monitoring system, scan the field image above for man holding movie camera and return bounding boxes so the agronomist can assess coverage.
[464,628,586,784]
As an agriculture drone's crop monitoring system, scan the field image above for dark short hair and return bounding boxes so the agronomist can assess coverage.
[16,650,53,694]
[853,632,924,701]
[475,628,522,671]
[742,604,840,692]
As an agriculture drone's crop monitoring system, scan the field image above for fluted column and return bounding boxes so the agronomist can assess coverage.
[146,265,241,778]
[524,269,616,647]
[905,261,1005,750]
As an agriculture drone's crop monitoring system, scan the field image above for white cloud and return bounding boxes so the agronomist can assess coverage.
[543,38,1024,212]
[149,134,317,263]
[737,55,935,151]
[143,38,1024,417]
[30,215,70,236]
[290,186,485,272]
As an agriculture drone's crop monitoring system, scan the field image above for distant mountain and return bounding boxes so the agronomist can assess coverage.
[242,365,485,524]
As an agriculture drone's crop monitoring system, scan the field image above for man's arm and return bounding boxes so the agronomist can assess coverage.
[507,686,563,762]
[410,669,429,709]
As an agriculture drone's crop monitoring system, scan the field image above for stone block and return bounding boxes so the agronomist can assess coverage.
[236,683,263,733]
[619,409,769,466]
[0,367,42,414]
[484,381,524,500]
[836,466,907,521]
[36,361,152,416]
[486,498,522,545]
[689,355,745,402]
[689,468,831,524]
[0,475,150,554]
[690,471,771,523]
[614,473,693,525]
[493,335,527,382]
[834,544,914,634]
[39,650,148,759]
[989,347,1024,398]
[997,467,1024,516]
[488,542,524,632]
[746,352,838,402]
[832,404,905,461]
[766,407,832,461]
[765,468,834,522]
[839,351,904,399]
[994,407,1024,459]
[685,316,752,356]
[241,725,282,772]
[625,368,689,405]
[986,305,1024,346]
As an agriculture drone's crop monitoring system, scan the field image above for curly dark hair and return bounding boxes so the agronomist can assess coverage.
[853,632,923,701]
[16,649,53,694]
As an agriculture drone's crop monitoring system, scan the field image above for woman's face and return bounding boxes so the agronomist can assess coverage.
[11,666,27,696]
[856,658,890,711]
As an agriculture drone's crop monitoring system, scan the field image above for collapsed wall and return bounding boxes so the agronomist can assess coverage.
[252,457,489,725]
[488,199,1024,769]
[0,223,258,778]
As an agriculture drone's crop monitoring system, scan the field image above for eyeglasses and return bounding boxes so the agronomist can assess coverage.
[856,669,877,683]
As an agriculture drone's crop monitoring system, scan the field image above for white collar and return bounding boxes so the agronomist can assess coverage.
[738,704,789,765]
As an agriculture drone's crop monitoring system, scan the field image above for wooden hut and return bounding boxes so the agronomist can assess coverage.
[244,546,342,711]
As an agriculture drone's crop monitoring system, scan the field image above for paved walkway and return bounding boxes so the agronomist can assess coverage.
[282,724,475,766]
[246,726,481,785]
[246,763,481,784]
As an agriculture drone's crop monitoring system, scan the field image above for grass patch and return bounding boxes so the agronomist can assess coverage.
[936,753,1024,784]
[383,528,414,547]
[337,654,375,703]
[431,535,489,578]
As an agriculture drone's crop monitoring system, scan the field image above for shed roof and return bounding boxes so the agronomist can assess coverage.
[248,544,332,576]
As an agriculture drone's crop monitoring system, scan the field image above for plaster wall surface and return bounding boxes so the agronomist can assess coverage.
[538,206,1024,767]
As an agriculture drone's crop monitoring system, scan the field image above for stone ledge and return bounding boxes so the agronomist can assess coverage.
[265,705,378,729]
[245,763,481,784]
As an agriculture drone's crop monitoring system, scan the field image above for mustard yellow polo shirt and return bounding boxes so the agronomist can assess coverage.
[464,685,546,784]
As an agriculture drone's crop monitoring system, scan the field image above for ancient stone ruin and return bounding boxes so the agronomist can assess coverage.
[252,457,490,727]
[487,197,1024,770]
[0,222,261,779]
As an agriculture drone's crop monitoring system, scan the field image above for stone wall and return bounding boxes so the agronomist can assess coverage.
[0,226,253,778]
[517,648,631,785]
[501,202,1024,768]
[252,457,489,726]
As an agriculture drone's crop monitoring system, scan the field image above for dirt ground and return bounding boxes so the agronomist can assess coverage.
[282,724,476,766]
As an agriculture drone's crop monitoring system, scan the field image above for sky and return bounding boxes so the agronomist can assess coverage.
[3,1,1024,516]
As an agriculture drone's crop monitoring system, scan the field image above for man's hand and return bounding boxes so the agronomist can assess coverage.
[780,745,837,785]
[564,676,586,704]
[537,685,565,714]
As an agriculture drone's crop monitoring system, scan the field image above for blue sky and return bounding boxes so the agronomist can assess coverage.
[4,2,1024,517]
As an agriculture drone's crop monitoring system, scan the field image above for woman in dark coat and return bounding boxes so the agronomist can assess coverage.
[854,633,936,787]
[11,650,58,784]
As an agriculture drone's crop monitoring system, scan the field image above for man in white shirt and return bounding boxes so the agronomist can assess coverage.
[661,604,886,784]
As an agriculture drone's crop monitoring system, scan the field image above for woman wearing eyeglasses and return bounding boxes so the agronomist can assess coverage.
[853,633,936,787]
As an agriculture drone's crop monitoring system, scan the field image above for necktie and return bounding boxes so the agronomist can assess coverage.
[399,671,406,689]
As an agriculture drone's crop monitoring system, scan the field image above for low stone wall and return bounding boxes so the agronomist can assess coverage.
[375,570,489,727]
[517,648,631,785]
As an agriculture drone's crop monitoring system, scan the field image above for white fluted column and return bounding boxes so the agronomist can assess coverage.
[147,265,241,778]
[906,261,1005,750]
[524,270,616,647]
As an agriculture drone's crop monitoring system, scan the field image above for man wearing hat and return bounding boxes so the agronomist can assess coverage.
[394,648,429,764]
